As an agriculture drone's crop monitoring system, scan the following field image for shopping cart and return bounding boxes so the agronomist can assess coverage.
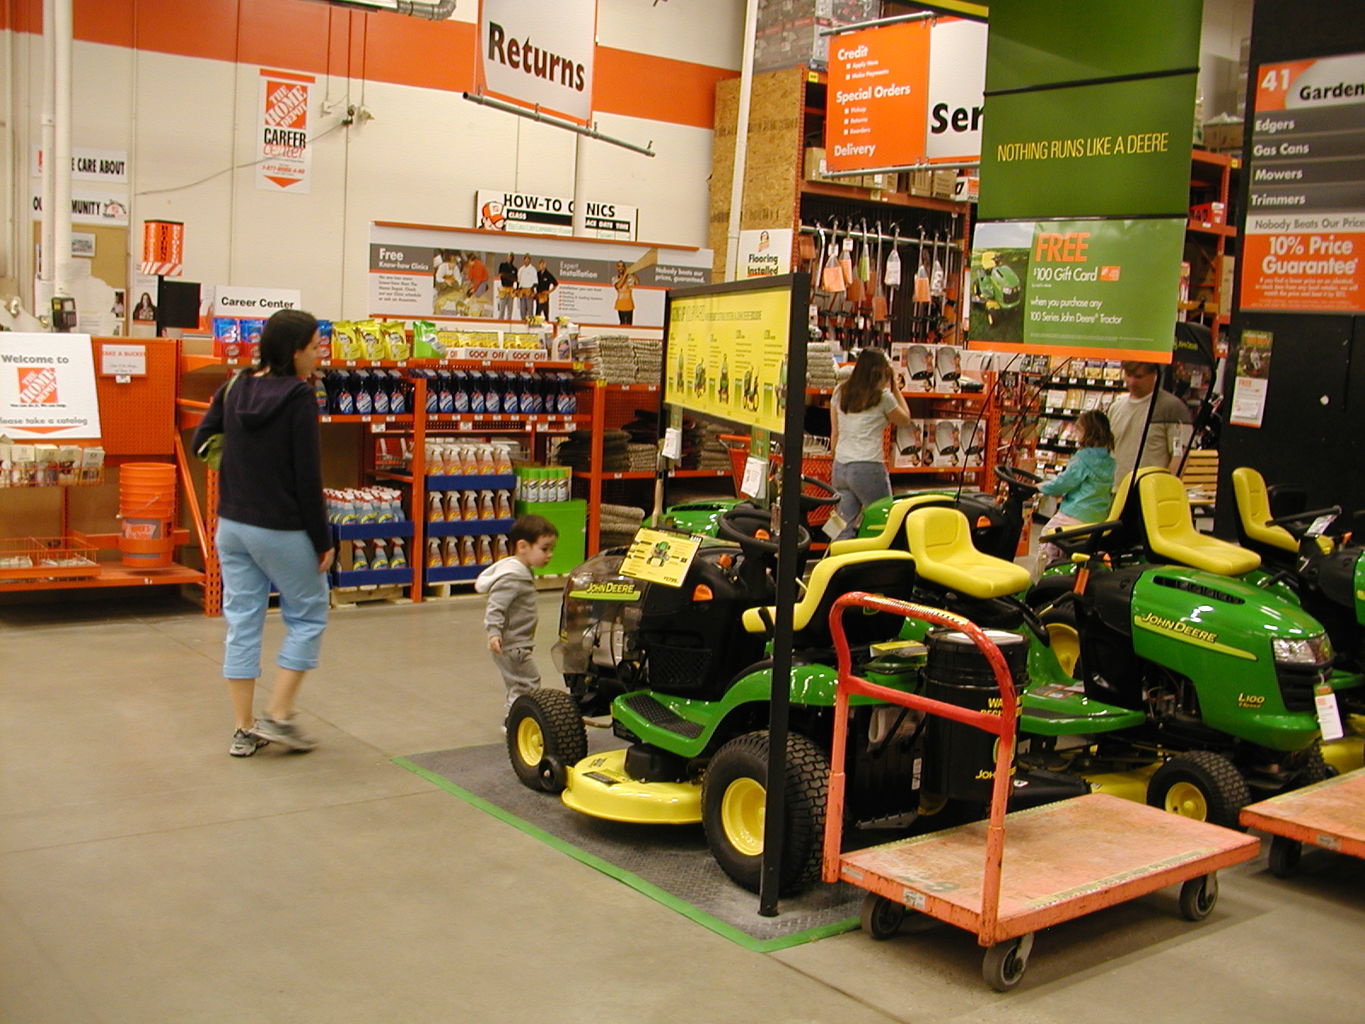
[719,434,835,525]
[823,592,1261,991]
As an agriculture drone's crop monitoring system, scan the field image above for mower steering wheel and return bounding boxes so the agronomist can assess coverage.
[995,465,1042,494]
[1041,517,1123,554]
[717,504,811,555]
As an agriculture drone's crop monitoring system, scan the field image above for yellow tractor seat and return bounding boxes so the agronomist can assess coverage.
[1231,466,1298,555]
[903,506,1031,599]
[742,550,916,648]
[826,493,952,556]
[1137,470,1261,576]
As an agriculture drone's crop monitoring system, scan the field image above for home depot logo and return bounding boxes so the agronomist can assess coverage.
[17,366,59,405]
[1099,265,1121,282]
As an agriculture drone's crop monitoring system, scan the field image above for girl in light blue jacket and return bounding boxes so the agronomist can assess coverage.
[1037,409,1116,572]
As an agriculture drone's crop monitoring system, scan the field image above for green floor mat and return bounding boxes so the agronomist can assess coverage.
[396,740,862,952]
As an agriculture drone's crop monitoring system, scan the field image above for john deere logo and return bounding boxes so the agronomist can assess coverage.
[1135,612,1217,644]
[568,581,642,601]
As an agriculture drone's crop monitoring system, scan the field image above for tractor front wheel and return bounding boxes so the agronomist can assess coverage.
[1146,750,1250,830]
[506,689,588,792]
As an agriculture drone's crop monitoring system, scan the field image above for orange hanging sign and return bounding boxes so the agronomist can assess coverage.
[140,220,184,277]
[825,20,931,173]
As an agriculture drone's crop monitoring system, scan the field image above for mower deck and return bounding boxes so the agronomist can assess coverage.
[835,792,1260,943]
[561,747,702,825]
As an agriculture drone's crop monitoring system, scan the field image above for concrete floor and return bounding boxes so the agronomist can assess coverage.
[2,587,1362,1024]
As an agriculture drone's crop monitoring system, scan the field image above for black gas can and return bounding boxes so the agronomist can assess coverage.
[922,627,1028,802]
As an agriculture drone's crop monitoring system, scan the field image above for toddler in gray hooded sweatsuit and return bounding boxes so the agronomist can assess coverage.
[474,515,558,714]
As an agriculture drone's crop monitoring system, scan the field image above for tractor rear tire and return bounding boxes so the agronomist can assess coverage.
[506,689,588,792]
[702,730,829,896]
[1146,750,1250,830]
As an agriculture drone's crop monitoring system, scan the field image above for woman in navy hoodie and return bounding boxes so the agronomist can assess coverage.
[194,309,333,757]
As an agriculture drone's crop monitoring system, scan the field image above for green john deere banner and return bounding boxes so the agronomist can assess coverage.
[978,73,1197,220]
[969,218,1187,360]
[978,1,1201,221]
[970,0,1202,359]
[984,0,1202,93]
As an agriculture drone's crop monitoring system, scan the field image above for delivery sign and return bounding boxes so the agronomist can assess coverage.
[257,69,314,193]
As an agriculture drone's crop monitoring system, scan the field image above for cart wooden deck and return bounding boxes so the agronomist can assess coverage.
[838,792,1259,942]
[1239,766,1365,875]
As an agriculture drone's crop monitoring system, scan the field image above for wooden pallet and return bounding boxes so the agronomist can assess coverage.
[331,584,406,607]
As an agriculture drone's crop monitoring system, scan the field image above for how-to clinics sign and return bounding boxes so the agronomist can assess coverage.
[477,0,598,125]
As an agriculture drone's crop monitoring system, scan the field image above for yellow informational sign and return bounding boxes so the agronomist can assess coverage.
[619,528,702,588]
[664,285,792,433]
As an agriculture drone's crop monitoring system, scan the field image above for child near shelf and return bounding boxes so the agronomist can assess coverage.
[475,514,559,725]
[1036,409,1116,575]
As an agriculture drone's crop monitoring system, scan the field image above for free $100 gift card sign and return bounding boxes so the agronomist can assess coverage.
[967,219,1184,361]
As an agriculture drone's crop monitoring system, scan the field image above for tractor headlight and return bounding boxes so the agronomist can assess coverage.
[1272,634,1333,666]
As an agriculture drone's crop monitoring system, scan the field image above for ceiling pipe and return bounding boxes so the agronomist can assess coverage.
[303,0,458,19]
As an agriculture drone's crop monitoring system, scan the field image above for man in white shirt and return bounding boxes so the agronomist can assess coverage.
[516,254,539,320]
[1106,360,1192,487]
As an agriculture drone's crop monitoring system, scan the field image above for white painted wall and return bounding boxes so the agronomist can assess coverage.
[4,1,743,320]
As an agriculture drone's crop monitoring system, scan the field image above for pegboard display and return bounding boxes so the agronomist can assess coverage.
[92,338,180,456]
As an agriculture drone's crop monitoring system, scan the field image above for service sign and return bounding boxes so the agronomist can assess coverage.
[0,333,103,439]
[925,18,988,165]
[1240,50,1365,313]
[478,0,597,125]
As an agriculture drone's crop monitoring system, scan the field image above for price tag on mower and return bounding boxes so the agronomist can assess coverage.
[620,528,702,588]
[1314,683,1344,741]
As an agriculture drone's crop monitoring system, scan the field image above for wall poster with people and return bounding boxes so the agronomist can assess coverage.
[368,225,711,327]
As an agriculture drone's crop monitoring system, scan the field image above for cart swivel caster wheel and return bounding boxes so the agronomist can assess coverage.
[860,894,906,941]
[1268,836,1302,879]
[982,933,1033,992]
[1179,873,1219,921]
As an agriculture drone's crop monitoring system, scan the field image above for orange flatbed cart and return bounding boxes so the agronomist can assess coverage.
[1240,766,1365,878]
[823,593,1261,991]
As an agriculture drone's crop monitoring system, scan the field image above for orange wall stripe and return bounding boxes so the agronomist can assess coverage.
[7,0,736,131]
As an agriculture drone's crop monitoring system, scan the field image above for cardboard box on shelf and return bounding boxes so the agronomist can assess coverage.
[804,147,829,182]
[1201,122,1244,152]
[1189,201,1226,225]
[932,419,965,468]
[931,169,957,199]
[892,419,931,469]
[907,170,934,197]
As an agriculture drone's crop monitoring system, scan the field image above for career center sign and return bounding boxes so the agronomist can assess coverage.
[210,285,302,317]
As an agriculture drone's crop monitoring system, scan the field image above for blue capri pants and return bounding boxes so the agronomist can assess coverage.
[216,517,329,680]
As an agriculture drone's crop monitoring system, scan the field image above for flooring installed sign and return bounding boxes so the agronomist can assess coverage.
[969,218,1186,361]
[477,0,597,125]
[1240,50,1365,313]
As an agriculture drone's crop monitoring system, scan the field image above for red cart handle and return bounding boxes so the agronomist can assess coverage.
[823,591,1020,943]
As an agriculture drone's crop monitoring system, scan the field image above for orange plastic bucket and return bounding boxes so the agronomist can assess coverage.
[119,463,177,567]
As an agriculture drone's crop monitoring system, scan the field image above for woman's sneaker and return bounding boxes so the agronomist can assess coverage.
[229,729,269,757]
[250,717,317,752]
